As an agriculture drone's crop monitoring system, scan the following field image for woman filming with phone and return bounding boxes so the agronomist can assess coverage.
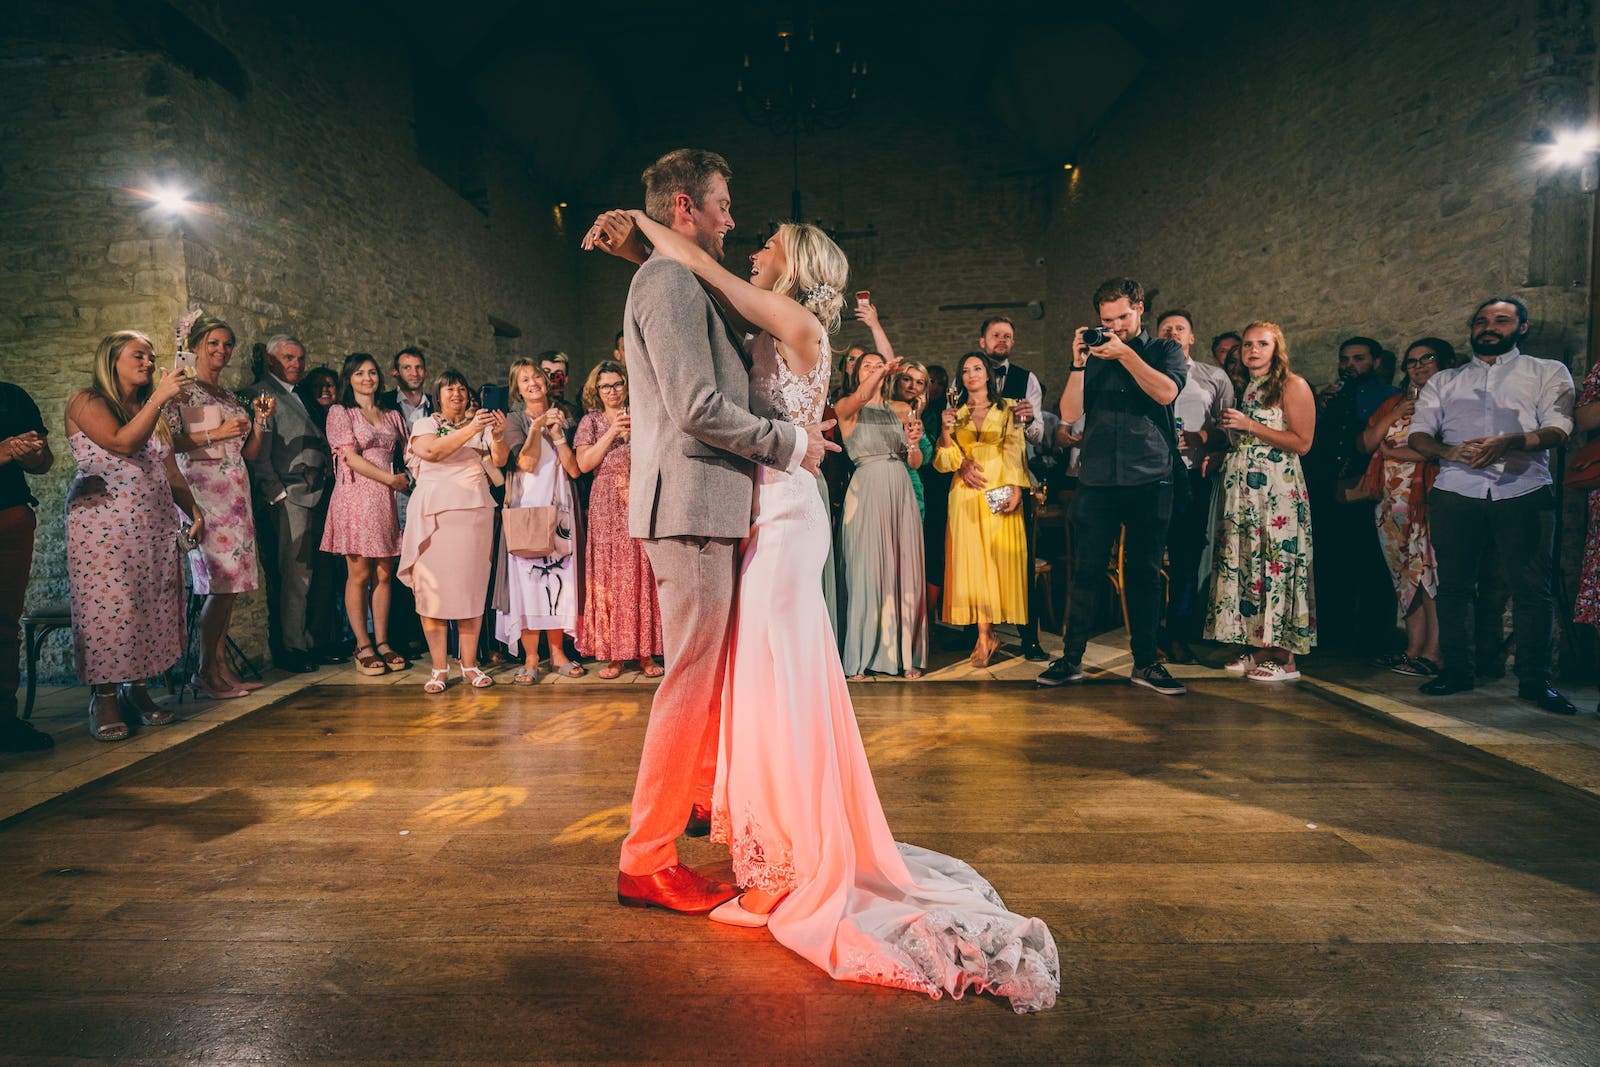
[494,358,584,684]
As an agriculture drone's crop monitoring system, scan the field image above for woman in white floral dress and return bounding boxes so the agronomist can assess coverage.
[1205,321,1318,681]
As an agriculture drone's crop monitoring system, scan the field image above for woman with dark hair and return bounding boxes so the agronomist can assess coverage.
[495,358,584,683]
[65,330,203,740]
[1205,321,1317,681]
[399,370,507,692]
[162,312,269,699]
[834,350,928,678]
[296,367,339,429]
[320,353,410,676]
[1359,338,1455,676]
[934,351,1028,667]
[573,360,662,679]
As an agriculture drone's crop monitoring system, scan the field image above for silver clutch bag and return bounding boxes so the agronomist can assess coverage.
[984,486,1012,513]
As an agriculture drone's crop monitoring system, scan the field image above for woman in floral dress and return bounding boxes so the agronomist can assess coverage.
[1573,362,1600,629]
[1358,339,1455,677]
[321,353,410,676]
[1205,321,1317,681]
[573,361,662,679]
[67,330,203,739]
[162,313,266,699]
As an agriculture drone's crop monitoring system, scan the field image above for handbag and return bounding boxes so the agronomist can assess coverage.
[1565,437,1600,491]
[503,504,559,558]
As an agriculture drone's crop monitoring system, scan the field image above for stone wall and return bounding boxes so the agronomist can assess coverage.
[1,2,581,680]
[1041,0,1598,671]
[571,82,1055,399]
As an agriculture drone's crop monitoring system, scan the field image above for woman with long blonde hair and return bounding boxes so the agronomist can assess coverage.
[587,206,1057,1012]
[1204,321,1318,680]
[65,330,204,740]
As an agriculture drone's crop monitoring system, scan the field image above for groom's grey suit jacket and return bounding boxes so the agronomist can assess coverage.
[625,253,804,540]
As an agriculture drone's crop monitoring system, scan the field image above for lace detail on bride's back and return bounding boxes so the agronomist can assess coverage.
[749,331,829,426]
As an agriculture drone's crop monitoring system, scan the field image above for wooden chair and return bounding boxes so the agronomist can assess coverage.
[19,604,72,720]
[1104,529,1171,633]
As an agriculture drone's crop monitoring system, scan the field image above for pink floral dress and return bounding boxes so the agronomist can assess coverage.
[161,379,257,594]
[573,411,661,660]
[1204,377,1317,653]
[1574,364,1600,625]
[320,405,405,558]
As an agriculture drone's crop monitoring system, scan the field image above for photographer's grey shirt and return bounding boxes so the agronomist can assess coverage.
[1078,331,1187,488]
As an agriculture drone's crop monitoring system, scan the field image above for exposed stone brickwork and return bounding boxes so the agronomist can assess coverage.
[1,3,580,680]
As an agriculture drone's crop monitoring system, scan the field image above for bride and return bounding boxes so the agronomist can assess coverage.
[588,209,1058,1013]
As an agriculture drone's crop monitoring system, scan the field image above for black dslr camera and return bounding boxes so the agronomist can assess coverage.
[1081,326,1112,347]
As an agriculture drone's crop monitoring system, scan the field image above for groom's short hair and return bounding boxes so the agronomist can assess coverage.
[643,149,733,225]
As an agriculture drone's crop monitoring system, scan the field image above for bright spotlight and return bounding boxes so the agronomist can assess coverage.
[147,184,191,214]
[1547,128,1600,167]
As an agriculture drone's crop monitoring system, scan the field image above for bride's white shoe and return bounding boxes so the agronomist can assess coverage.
[708,894,770,928]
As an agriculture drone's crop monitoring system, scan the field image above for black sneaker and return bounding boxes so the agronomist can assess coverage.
[0,715,54,753]
[1036,658,1085,687]
[1019,642,1051,663]
[1131,662,1186,696]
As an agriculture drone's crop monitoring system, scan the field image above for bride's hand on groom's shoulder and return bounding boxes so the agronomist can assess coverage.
[583,209,650,265]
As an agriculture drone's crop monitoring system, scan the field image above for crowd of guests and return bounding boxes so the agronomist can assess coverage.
[0,283,1595,751]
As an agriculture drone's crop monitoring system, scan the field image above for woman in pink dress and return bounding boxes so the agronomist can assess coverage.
[573,361,663,679]
[66,331,204,740]
[162,313,268,699]
[1573,362,1600,632]
[589,210,1058,1013]
[321,353,410,676]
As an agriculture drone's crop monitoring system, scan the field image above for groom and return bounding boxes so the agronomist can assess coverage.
[607,149,834,913]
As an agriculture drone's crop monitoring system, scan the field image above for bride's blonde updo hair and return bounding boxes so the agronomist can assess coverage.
[771,222,848,333]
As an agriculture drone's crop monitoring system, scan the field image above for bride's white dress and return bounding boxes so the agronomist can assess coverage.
[711,332,1059,1013]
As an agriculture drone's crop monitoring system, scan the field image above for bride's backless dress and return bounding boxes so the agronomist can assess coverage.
[711,331,1059,1013]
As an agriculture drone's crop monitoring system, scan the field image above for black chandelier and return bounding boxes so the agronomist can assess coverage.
[736,15,868,225]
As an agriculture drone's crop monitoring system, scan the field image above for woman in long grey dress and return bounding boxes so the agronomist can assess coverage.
[833,351,927,677]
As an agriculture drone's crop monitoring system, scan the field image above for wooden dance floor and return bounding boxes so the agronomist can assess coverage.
[2,676,1597,1064]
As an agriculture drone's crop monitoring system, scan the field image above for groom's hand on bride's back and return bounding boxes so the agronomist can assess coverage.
[801,420,841,475]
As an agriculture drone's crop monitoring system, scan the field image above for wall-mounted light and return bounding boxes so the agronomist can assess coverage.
[1062,162,1074,171]
[1536,126,1600,192]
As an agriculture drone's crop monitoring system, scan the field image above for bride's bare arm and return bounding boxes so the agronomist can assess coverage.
[625,211,826,374]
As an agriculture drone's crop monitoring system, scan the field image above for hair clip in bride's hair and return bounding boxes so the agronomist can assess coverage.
[801,283,839,307]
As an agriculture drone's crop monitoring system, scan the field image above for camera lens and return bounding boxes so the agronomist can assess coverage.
[1082,327,1109,347]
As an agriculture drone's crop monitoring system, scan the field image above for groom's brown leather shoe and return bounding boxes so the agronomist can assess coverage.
[617,865,737,914]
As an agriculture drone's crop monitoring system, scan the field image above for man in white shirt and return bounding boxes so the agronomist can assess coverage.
[1407,297,1576,713]
[1157,310,1234,662]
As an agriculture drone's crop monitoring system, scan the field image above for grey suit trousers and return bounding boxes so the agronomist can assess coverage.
[270,499,324,654]
[620,535,739,875]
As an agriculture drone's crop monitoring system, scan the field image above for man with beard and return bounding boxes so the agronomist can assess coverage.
[1038,277,1187,695]
[1407,297,1576,714]
[975,316,1049,661]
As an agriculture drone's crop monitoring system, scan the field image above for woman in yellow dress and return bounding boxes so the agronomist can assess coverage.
[934,352,1030,665]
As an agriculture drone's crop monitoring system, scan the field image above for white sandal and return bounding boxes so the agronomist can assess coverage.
[462,665,494,689]
[1246,661,1300,682]
[423,667,449,694]
[1224,653,1256,673]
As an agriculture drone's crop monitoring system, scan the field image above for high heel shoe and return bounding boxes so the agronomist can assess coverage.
[88,690,129,742]
[189,674,246,701]
[121,684,177,724]
[708,894,771,928]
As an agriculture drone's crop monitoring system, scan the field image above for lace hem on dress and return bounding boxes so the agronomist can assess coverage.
[840,905,1060,1015]
[711,805,797,896]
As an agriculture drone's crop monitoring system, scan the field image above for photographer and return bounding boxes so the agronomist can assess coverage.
[1037,277,1187,695]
